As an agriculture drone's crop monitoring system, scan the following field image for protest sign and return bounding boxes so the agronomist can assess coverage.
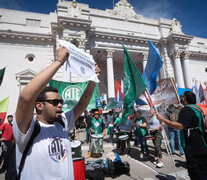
[136,103,166,119]
[58,40,98,82]
[151,78,180,107]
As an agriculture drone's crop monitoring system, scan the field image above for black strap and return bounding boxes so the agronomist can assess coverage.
[57,119,65,128]
[17,121,41,180]
[187,105,205,127]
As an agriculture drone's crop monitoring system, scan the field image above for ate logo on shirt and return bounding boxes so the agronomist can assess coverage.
[94,122,100,127]
[48,137,68,163]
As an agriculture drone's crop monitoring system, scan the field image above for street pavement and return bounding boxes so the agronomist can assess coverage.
[0,129,190,180]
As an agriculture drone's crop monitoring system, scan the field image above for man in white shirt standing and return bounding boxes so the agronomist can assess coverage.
[14,46,100,180]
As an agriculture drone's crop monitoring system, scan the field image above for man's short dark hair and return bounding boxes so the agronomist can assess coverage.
[36,86,59,102]
[7,115,13,119]
[183,91,196,104]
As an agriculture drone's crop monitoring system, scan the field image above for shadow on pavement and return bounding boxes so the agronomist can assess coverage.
[174,159,187,168]
[156,173,176,180]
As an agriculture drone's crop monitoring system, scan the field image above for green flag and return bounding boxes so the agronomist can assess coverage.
[121,43,147,125]
[0,67,6,86]
[0,96,9,124]
[49,80,99,111]
[104,101,119,110]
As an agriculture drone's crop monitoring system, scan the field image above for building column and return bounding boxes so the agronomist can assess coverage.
[172,50,185,88]
[106,49,115,98]
[142,52,148,71]
[182,51,192,89]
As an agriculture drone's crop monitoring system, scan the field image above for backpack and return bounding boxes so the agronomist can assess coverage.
[5,121,40,180]
[166,104,180,122]
[187,105,207,148]
[188,105,207,134]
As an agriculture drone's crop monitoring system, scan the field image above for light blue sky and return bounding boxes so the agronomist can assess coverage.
[0,0,206,38]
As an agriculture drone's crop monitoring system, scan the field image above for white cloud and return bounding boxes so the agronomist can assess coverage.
[132,0,176,20]
[0,0,25,10]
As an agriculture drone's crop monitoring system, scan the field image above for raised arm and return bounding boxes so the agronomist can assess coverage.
[73,63,100,121]
[156,113,184,130]
[15,47,69,134]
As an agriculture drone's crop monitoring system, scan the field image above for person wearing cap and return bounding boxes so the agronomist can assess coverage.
[87,111,105,158]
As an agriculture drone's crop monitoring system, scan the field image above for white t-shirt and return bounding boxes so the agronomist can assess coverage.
[13,110,75,180]
[149,115,161,130]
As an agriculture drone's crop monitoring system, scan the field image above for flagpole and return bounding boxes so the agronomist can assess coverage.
[163,62,181,104]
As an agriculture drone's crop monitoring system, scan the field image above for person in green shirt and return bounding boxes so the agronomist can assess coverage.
[133,110,149,159]
[114,113,121,148]
[87,111,105,158]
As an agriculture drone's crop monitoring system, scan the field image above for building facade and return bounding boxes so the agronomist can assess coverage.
[0,0,207,114]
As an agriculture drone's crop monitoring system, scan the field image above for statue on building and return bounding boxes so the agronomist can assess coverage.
[68,0,81,18]
[171,18,182,34]
[109,0,142,20]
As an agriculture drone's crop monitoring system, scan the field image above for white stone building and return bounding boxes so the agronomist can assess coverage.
[0,0,207,115]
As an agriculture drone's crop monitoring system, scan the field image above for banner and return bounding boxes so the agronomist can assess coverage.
[0,96,9,124]
[151,78,180,107]
[177,87,192,100]
[202,85,207,105]
[49,80,99,111]
[136,103,166,120]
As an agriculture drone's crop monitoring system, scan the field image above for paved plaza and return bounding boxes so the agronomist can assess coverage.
[79,129,189,180]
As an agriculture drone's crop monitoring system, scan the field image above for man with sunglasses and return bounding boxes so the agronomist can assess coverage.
[13,46,100,180]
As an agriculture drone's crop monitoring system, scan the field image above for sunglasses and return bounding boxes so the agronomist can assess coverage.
[41,99,64,106]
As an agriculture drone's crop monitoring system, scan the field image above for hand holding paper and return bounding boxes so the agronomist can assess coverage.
[56,46,70,64]
[58,40,99,83]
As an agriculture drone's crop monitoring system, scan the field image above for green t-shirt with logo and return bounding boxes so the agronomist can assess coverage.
[114,117,121,126]
[91,118,102,134]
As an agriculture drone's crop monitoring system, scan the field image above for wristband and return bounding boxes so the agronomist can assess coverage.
[55,59,63,65]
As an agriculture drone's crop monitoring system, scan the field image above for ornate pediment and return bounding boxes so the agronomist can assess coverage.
[16,69,37,78]
[16,69,37,85]
[68,0,81,18]
[110,0,141,20]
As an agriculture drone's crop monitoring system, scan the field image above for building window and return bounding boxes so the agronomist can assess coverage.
[25,54,35,62]
[26,18,41,27]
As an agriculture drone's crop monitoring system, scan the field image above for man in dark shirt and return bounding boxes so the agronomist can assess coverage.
[156,91,207,180]
[83,111,92,143]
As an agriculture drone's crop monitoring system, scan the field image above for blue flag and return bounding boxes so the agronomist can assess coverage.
[142,41,163,94]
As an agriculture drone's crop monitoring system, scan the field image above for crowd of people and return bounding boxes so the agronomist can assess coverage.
[0,46,206,180]
[82,105,182,169]
[82,90,207,178]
